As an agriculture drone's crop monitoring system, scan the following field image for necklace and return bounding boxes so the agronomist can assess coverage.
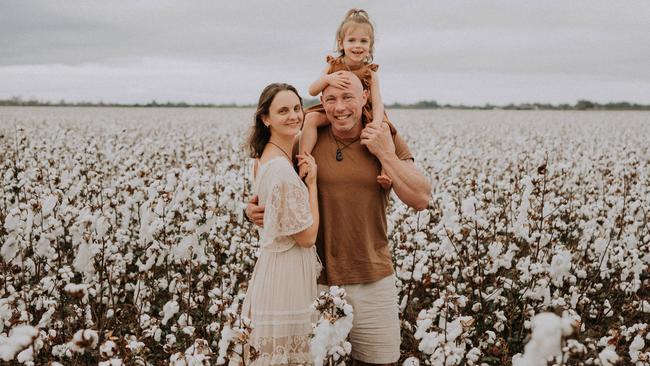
[268,141,291,163]
[330,128,360,162]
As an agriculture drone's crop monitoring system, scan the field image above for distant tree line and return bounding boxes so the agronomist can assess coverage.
[386,99,650,111]
[0,97,254,108]
[1,96,649,111]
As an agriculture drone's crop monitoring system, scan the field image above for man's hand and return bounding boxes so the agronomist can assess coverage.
[360,122,395,158]
[245,195,265,227]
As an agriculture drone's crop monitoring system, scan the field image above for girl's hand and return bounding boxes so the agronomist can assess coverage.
[326,71,351,89]
[297,152,317,187]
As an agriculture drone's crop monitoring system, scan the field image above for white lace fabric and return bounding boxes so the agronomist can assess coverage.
[249,334,313,366]
[242,158,320,366]
[261,179,313,252]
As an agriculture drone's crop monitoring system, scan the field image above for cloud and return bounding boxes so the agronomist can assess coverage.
[1,0,649,104]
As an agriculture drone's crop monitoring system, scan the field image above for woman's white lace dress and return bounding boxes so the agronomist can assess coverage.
[242,157,321,365]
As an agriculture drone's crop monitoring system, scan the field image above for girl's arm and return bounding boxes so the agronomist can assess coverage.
[309,66,351,96]
[309,65,333,96]
[300,112,328,154]
[369,71,385,125]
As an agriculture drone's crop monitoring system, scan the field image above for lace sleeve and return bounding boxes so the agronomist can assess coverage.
[264,180,313,239]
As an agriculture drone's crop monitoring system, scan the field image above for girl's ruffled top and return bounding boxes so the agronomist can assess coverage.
[305,55,388,125]
[326,55,378,94]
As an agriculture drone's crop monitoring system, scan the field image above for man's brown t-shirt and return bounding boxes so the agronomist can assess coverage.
[311,126,413,285]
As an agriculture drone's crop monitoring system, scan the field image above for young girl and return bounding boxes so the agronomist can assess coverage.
[301,8,393,188]
[242,83,321,365]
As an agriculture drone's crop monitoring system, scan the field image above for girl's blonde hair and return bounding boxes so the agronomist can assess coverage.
[335,9,375,63]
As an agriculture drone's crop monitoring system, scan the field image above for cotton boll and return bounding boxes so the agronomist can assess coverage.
[466,347,481,364]
[446,318,464,342]
[161,301,180,326]
[549,249,573,287]
[403,356,420,366]
[400,295,409,313]
[125,335,145,354]
[628,334,645,362]
[417,210,431,227]
[41,195,58,217]
[37,307,56,328]
[94,216,109,238]
[598,346,619,366]
[0,237,20,263]
[0,325,39,362]
[311,287,354,366]
[16,347,33,362]
[462,196,477,219]
[73,242,95,275]
[173,235,196,261]
[100,340,117,357]
[513,312,569,366]
[70,329,99,353]
[35,236,56,259]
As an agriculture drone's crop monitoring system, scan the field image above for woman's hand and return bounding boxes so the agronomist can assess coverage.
[325,71,351,89]
[297,152,317,187]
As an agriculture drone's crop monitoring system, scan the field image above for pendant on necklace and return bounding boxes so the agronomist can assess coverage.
[335,149,343,162]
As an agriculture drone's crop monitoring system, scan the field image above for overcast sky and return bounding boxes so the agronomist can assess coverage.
[1,0,649,105]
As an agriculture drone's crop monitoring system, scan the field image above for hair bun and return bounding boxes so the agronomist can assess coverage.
[346,8,368,19]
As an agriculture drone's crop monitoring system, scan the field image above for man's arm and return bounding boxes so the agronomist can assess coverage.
[245,195,265,227]
[360,123,431,211]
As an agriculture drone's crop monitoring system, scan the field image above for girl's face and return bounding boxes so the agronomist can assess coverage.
[339,23,372,64]
[262,90,303,139]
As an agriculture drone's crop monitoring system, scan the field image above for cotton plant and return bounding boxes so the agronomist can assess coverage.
[621,323,650,365]
[511,312,575,366]
[1,108,649,364]
[169,338,213,365]
[214,309,254,365]
[311,286,354,366]
[411,289,479,365]
[0,324,39,362]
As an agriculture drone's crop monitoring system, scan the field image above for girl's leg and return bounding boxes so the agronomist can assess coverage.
[300,112,329,154]
[377,118,393,189]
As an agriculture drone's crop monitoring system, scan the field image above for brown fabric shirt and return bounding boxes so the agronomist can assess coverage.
[304,55,389,125]
[311,126,413,285]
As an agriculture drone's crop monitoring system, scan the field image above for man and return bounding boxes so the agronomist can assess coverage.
[246,71,431,365]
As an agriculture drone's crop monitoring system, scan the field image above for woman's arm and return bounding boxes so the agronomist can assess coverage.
[291,183,319,247]
[291,152,319,247]
[369,71,385,125]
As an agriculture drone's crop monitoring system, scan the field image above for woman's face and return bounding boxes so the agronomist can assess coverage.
[263,90,303,138]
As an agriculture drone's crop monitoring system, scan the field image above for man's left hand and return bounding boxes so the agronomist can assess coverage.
[360,122,395,158]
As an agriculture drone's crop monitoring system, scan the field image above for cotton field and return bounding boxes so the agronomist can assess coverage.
[0,107,649,365]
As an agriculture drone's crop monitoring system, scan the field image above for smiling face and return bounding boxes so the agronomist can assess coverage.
[262,90,304,139]
[338,23,373,65]
[321,72,367,138]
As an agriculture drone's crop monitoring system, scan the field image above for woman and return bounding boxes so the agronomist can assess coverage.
[242,83,320,365]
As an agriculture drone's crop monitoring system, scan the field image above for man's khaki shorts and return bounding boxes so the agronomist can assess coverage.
[319,275,400,364]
